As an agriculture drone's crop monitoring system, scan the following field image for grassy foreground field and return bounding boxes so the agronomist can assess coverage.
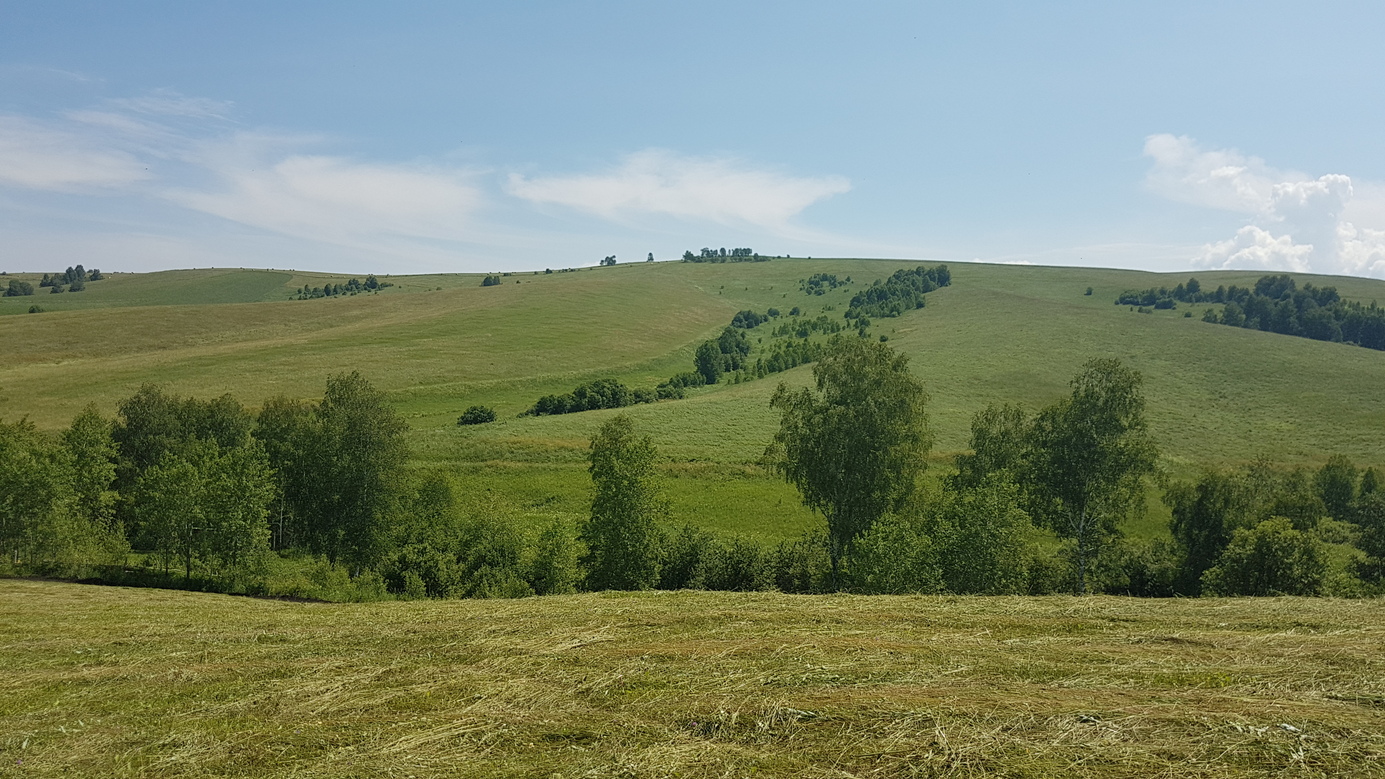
[2,579,1383,778]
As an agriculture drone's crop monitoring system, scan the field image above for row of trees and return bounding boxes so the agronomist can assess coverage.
[1,373,409,588]
[296,275,391,299]
[1117,274,1385,351]
[845,264,951,319]
[6,346,1384,598]
[680,248,770,263]
[41,265,103,288]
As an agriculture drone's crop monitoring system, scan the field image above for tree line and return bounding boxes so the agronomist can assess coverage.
[681,248,770,263]
[844,264,951,320]
[4,344,1383,599]
[1117,274,1385,350]
[297,274,391,299]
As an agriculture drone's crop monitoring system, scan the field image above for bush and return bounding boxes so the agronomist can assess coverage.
[769,530,831,594]
[658,525,718,590]
[528,519,581,595]
[705,536,771,591]
[1201,517,1327,596]
[3,279,34,296]
[457,405,497,425]
[849,513,942,594]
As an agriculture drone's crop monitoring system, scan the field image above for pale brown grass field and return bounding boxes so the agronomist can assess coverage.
[2,580,1382,777]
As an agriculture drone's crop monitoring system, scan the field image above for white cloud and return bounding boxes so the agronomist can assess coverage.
[1146,134,1385,279]
[105,89,234,120]
[0,115,151,191]
[506,149,850,229]
[1142,134,1298,213]
[169,141,483,245]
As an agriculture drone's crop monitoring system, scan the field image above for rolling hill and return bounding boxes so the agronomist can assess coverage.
[3,259,1384,541]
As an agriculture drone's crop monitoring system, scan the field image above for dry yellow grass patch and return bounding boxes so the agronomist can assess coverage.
[2,580,1382,777]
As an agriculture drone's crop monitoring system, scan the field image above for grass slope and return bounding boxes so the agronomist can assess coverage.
[2,579,1383,778]
[3,260,1384,541]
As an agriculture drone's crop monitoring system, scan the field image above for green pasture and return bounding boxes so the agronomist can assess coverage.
[3,259,1384,542]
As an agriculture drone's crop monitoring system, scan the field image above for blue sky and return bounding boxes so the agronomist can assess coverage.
[3,1,1384,277]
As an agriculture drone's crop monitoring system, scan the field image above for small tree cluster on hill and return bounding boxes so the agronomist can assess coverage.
[800,273,848,295]
[1122,274,1385,351]
[680,247,768,263]
[296,275,389,299]
[4,280,34,297]
[526,379,658,416]
[845,265,950,319]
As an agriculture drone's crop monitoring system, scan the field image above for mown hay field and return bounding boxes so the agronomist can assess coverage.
[2,579,1382,777]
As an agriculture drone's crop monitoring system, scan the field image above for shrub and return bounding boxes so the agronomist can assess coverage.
[457,405,497,425]
[659,525,718,590]
[1201,517,1327,596]
[528,519,581,595]
[849,513,942,594]
[769,530,831,594]
[3,279,34,296]
[705,536,771,591]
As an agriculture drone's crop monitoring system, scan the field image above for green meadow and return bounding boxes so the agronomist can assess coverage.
[3,259,1385,543]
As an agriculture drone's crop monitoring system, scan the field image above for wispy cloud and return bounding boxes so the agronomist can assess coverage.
[1144,134,1385,279]
[170,137,484,246]
[506,149,850,230]
[0,115,151,191]
[104,89,235,120]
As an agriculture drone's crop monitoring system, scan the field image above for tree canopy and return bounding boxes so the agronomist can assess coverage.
[767,337,931,588]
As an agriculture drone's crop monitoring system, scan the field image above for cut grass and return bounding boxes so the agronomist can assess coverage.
[2,579,1382,777]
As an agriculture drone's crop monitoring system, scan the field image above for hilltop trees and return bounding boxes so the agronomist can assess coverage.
[768,337,932,588]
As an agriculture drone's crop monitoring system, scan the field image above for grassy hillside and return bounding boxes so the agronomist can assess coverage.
[2,579,1382,778]
[3,259,1384,541]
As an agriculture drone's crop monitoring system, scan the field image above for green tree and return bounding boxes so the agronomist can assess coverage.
[253,396,319,550]
[1353,493,1385,582]
[931,475,1033,594]
[1313,455,1358,521]
[310,372,410,571]
[767,337,932,588]
[201,441,275,583]
[694,340,724,385]
[1025,359,1158,594]
[951,403,1030,490]
[581,415,664,590]
[1165,470,1255,594]
[0,419,67,565]
[60,405,119,531]
[529,518,581,595]
[1201,517,1327,596]
[136,447,207,578]
[1361,467,1380,497]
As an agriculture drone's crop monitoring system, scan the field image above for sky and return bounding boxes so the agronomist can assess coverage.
[2,1,1384,278]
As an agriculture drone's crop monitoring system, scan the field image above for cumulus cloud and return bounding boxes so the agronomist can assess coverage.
[0,115,151,191]
[1145,134,1385,279]
[506,149,850,230]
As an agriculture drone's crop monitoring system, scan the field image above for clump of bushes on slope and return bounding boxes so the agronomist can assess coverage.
[297,274,392,299]
[845,264,951,319]
[524,378,658,417]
